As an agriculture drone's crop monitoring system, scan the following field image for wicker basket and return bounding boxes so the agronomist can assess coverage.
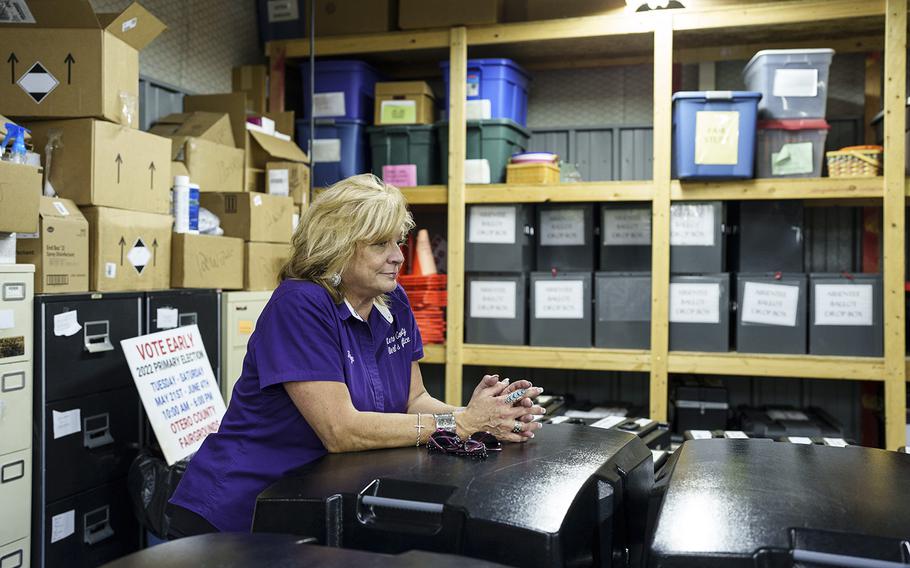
[506,162,560,184]
[825,145,883,178]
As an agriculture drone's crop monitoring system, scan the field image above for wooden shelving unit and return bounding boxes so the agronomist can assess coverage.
[270,0,908,449]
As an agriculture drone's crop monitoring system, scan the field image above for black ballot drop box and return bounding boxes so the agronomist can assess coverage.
[536,203,596,271]
[647,439,910,567]
[253,425,653,568]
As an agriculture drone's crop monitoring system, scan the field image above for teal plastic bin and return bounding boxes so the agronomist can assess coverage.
[438,119,530,183]
[368,124,439,185]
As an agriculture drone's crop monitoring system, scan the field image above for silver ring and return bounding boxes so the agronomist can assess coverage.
[504,388,527,405]
[512,421,523,434]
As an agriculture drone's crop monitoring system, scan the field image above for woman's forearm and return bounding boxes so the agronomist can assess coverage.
[406,389,458,415]
[326,409,436,452]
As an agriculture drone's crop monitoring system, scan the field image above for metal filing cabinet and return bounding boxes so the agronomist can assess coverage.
[530,272,592,347]
[736,201,804,272]
[33,292,144,568]
[145,290,221,386]
[599,203,651,271]
[736,273,808,354]
[536,204,595,271]
[669,273,731,352]
[465,205,535,272]
[809,273,883,357]
[670,201,726,274]
[222,291,272,404]
[465,273,527,345]
[0,265,34,566]
[594,272,650,349]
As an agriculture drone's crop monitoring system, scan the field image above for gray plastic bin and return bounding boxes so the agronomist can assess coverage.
[465,204,534,272]
[536,204,595,271]
[809,273,883,357]
[743,48,835,119]
[756,119,829,178]
[595,272,650,349]
[670,201,725,274]
[669,273,730,352]
[600,203,652,271]
[530,271,592,347]
[736,273,808,355]
[736,201,804,273]
[465,273,527,345]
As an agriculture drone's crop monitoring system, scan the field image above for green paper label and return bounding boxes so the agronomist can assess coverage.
[380,100,417,124]
[771,142,814,176]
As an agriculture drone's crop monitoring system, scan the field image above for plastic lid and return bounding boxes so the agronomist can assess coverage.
[440,58,530,78]
[744,48,835,77]
[758,119,830,130]
[173,175,190,186]
[672,91,762,101]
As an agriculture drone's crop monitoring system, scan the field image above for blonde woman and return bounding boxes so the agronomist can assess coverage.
[167,174,544,536]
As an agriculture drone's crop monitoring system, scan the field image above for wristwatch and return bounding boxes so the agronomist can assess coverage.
[433,413,456,433]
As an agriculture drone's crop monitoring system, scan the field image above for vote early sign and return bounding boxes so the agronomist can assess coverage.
[121,325,226,465]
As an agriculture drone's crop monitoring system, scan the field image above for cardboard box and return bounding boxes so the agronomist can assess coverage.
[171,233,244,290]
[27,119,172,214]
[0,161,41,233]
[200,193,294,243]
[525,0,625,20]
[0,1,166,128]
[232,65,268,115]
[150,112,245,193]
[374,82,436,125]
[244,242,289,291]
[81,206,172,292]
[185,93,308,192]
[266,162,310,206]
[16,197,89,293]
[399,0,501,29]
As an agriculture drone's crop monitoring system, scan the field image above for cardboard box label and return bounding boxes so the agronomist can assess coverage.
[694,111,739,166]
[314,92,346,117]
[669,283,720,324]
[741,282,799,327]
[469,206,516,244]
[127,238,153,274]
[534,280,584,320]
[52,201,70,216]
[17,61,59,104]
[814,284,873,326]
[105,262,117,279]
[670,203,715,247]
[268,169,290,196]
[603,208,651,246]
[773,68,818,98]
[540,208,585,246]
[380,100,417,124]
[0,0,36,23]
[470,281,516,319]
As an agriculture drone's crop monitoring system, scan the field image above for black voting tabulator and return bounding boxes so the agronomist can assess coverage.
[253,425,653,568]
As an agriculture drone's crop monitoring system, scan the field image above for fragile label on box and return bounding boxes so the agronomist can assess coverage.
[314,92,346,118]
[534,280,584,320]
[540,208,585,246]
[694,111,739,165]
[773,68,818,98]
[813,284,873,326]
[669,282,721,324]
[670,204,715,246]
[741,282,800,327]
[380,100,417,124]
[470,281,516,319]
[603,208,651,245]
[468,206,516,244]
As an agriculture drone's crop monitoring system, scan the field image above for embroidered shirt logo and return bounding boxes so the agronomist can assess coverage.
[347,350,355,365]
[385,329,411,355]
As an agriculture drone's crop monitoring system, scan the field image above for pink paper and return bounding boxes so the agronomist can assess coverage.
[383,164,418,187]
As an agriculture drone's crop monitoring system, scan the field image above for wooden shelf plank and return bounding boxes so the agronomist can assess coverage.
[465,181,653,203]
[668,352,886,381]
[401,185,447,205]
[421,343,446,364]
[462,345,651,373]
[672,177,884,201]
[267,28,449,58]
[672,0,884,33]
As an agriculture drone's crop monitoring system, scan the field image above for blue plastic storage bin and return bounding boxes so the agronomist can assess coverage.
[441,58,531,127]
[296,118,369,187]
[299,60,382,121]
[672,91,761,180]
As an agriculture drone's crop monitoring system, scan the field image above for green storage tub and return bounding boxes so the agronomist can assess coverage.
[368,124,439,186]
[437,119,530,183]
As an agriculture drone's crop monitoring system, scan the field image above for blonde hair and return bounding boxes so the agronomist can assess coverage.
[279,174,414,304]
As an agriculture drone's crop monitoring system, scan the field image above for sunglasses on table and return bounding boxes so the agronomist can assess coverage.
[427,430,501,459]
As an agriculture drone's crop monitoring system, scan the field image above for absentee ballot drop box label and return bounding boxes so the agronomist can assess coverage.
[121,325,226,465]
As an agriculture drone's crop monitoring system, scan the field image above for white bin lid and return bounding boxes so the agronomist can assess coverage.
[744,48,835,77]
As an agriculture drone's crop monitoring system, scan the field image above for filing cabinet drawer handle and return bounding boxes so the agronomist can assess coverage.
[84,320,115,353]
[1,371,25,392]
[83,505,114,545]
[0,549,23,568]
[0,460,24,483]
[83,413,114,449]
[1,282,26,302]
[179,312,198,326]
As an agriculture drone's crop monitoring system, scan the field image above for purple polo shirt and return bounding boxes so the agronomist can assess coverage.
[169,280,424,532]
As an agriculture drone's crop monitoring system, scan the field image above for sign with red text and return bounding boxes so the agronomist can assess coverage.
[120,325,226,465]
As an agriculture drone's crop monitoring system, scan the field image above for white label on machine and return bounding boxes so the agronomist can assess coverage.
[52,409,81,439]
[470,281,516,319]
[591,415,626,430]
[741,282,800,327]
[0,0,36,23]
[723,430,748,439]
[53,310,81,337]
[788,436,813,445]
[669,283,720,324]
[0,310,12,330]
[767,409,809,421]
[823,437,848,447]
[689,430,713,439]
[694,111,740,165]
[773,68,818,98]
[50,510,75,543]
[311,139,341,163]
[468,206,516,244]
[313,92,346,117]
[603,208,651,245]
[465,99,492,120]
[670,204,715,246]
[540,208,585,246]
[156,308,179,330]
[267,0,298,22]
[813,284,873,326]
[534,280,584,320]
[268,169,290,196]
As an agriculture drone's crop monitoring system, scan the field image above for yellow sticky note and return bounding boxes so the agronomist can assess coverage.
[238,320,253,335]
[381,100,417,124]
[694,111,740,165]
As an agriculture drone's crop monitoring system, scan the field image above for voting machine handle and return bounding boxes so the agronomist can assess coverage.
[356,479,455,536]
